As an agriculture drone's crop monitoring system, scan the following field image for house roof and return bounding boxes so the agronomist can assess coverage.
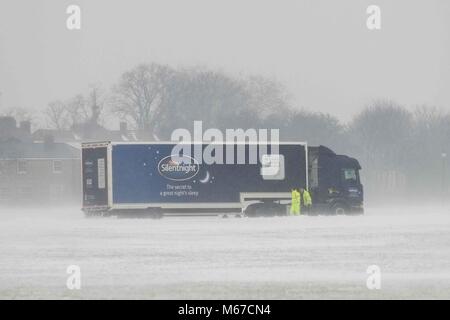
[0,141,80,159]
[32,129,78,142]
[32,127,134,143]
[32,128,158,143]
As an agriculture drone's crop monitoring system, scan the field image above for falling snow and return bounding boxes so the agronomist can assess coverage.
[0,206,449,299]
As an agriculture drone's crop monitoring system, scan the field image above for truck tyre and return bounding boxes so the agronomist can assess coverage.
[244,202,286,217]
[331,203,349,215]
[84,210,94,218]
[146,208,163,219]
[150,212,163,219]
[84,210,102,218]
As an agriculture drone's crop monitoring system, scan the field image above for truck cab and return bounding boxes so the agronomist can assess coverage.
[308,146,364,214]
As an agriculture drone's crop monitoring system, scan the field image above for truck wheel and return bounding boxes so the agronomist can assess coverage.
[331,203,348,215]
[151,212,163,219]
[244,205,256,217]
[244,202,286,217]
[146,208,163,219]
[84,210,102,218]
[84,210,94,218]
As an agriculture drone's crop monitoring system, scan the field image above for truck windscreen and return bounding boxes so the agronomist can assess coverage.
[341,168,359,185]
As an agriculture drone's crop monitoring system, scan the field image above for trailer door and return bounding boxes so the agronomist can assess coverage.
[82,144,109,208]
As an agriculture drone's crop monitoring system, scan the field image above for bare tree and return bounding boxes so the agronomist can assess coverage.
[156,67,257,137]
[349,99,413,167]
[45,100,70,130]
[287,110,344,147]
[60,85,105,126]
[66,94,88,125]
[243,76,289,119]
[408,106,450,193]
[44,84,106,134]
[87,84,104,126]
[344,100,414,200]
[112,63,174,132]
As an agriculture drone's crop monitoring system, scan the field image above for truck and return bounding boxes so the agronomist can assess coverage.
[81,141,363,217]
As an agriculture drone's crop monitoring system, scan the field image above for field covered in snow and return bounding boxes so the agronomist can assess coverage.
[0,206,449,299]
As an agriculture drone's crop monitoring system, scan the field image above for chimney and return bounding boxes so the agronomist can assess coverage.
[20,120,31,134]
[120,121,128,133]
[44,133,55,147]
[0,116,17,133]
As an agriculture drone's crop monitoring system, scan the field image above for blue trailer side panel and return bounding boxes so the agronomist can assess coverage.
[111,143,306,205]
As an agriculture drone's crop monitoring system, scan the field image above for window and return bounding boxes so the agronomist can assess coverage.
[53,160,63,173]
[17,160,28,174]
[342,168,359,184]
[309,158,319,189]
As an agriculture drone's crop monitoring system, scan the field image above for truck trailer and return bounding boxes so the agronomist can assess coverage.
[81,141,363,217]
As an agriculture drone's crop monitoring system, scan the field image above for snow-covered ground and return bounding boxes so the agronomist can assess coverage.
[0,206,449,299]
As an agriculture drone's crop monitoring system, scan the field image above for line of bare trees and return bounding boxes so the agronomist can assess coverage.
[44,84,105,131]
[2,62,449,202]
[346,101,450,202]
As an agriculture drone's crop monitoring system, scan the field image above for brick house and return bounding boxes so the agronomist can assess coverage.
[0,141,81,205]
[0,116,153,206]
[0,139,81,205]
[0,116,81,206]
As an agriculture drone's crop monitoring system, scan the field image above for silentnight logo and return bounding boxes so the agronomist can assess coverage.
[158,155,200,181]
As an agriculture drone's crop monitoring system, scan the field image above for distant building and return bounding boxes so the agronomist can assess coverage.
[32,121,156,144]
[0,140,81,206]
[0,117,156,206]
[0,116,32,142]
[32,129,80,143]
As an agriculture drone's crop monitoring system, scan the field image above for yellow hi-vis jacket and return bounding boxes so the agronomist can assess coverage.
[302,190,312,206]
[291,190,301,215]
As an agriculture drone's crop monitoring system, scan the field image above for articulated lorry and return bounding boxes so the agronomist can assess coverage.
[81,142,363,217]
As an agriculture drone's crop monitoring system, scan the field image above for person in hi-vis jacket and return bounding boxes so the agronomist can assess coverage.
[290,188,301,215]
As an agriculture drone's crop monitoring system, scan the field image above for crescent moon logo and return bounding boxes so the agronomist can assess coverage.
[199,171,210,184]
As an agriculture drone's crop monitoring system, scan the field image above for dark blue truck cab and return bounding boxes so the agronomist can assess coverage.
[308,146,364,215]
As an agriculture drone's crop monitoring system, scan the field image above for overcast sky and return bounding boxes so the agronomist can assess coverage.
[0,0,449,122]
